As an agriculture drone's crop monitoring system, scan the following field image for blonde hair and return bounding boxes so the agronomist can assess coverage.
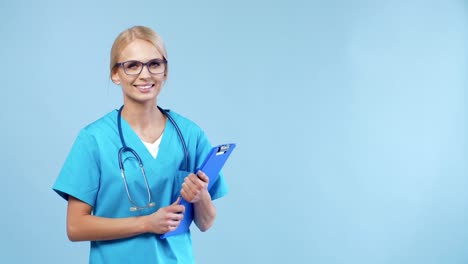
[110,26,168,77]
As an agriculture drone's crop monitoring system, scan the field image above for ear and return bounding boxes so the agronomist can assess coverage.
[111,71,121,85]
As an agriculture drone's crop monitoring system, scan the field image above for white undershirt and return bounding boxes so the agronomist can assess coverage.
[142,133,163,159]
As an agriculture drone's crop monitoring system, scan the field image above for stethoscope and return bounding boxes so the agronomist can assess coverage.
[117,105,188,211]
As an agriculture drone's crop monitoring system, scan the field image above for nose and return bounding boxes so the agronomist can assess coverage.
[138,64,152,78]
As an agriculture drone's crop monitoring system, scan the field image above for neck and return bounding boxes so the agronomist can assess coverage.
[121,100,163,129]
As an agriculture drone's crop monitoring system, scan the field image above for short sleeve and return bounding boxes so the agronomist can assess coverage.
[52,129,101,207]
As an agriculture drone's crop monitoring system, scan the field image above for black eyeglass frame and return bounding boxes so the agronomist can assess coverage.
[114,58,168,75]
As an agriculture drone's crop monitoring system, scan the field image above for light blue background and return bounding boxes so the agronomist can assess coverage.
[1,0,467,263]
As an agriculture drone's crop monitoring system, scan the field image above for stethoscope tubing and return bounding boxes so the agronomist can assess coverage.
[117,105,188,211]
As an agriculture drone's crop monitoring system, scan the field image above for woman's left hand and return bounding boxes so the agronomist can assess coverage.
[180,170,210,203]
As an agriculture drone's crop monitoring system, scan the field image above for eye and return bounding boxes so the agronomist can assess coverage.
[148,60,162,68]
[124,61,141,70]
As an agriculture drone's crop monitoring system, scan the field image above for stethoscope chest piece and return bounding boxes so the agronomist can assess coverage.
[117,105,188,211]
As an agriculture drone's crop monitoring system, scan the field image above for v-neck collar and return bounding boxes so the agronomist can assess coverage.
[119,113,175,165]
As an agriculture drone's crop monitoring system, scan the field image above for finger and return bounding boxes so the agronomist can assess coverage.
[168,220,181,231]
[167,216,183,227]
[187,173,202,186]
[171,196,181,206]
[189,174,206,190]
[180,188,195,203]
[170,204,185,214]
[171,212,184,221]
[168,222,179,230]
[176,204,185,213]
[197,170,210,183]
[183,178,199,193]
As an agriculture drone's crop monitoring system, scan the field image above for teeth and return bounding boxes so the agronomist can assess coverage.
[137,84,153,89]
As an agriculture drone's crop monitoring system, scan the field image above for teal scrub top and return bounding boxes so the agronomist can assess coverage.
[53,108,229,264]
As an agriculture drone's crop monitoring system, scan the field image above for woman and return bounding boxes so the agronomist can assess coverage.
[53,25,228,263]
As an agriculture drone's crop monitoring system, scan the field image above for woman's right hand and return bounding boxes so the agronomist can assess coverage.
[145,197,185,234]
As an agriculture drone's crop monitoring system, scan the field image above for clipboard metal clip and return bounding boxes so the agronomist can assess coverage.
[216,144,231,155]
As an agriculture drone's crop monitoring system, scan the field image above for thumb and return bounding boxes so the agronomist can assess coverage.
[171,196,181,206]
[197,170,210,183]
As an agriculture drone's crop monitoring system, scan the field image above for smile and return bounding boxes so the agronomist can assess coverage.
[134,84,154,91]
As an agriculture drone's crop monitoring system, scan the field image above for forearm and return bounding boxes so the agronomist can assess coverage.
[67,213,149,242]
[66,195,185,242]
[66,196,151,242]
[193,190,216,232]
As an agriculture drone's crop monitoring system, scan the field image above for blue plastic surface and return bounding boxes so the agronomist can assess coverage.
[160,143,236,239]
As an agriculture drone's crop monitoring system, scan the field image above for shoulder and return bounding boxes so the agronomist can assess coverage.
[66,110,119,150]
[164,109,204,136]
[79,109,118,137]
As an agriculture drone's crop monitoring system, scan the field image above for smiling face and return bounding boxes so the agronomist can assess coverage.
[111,39,167,105]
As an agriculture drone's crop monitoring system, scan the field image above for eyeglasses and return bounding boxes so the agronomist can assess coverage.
[115,58,167,75]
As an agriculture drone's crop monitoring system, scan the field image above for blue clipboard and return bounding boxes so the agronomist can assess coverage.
[160,143,236,239]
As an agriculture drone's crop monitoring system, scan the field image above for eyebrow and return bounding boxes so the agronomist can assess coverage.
[119,57,165,62]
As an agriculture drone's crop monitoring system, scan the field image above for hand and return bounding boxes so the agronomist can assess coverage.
[145,197,185,234]
[180,170,210,203]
